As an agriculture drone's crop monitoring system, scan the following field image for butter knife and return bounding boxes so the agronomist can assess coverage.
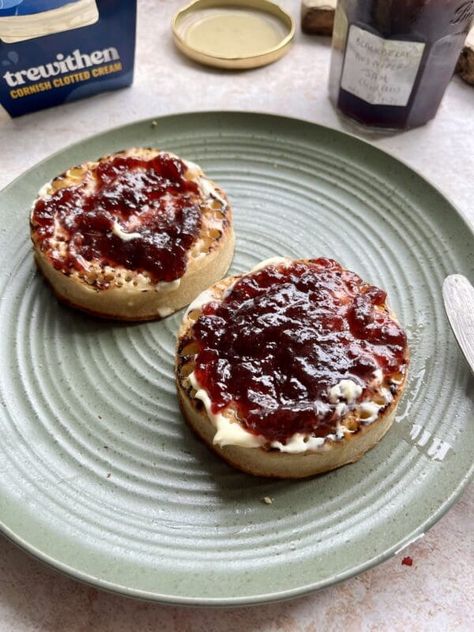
[442,274,474,374]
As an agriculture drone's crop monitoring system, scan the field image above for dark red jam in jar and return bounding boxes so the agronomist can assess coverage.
[329,0,474,129]
[192,259,408,444]
[31,152,201,286]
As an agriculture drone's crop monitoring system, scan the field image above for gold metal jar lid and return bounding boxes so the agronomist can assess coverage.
[172,0,295,70]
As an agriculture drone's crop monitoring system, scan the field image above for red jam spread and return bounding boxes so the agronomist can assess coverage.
[31,153,201,286]
[192,259,408,444]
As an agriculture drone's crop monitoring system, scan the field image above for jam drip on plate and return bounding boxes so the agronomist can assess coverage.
[192,259,408,443]
[31,154,201,285]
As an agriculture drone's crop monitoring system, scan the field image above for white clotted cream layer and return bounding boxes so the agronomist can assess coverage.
[328,379,362,404]
[250,256,292,273]
[188,369,385,452]
[189,371,263,448]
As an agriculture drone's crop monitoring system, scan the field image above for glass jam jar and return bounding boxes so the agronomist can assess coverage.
[329,0,474,129]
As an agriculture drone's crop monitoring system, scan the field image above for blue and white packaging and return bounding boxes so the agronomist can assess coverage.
[0,0,136,117]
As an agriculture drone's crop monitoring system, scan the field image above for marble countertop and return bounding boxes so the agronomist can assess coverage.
[0,1,472,630]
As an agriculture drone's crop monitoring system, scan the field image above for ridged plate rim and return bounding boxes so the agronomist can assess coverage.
[0,111,472,607]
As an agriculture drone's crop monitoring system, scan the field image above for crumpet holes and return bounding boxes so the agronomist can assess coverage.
[181,341,200,356]
[187,309,201,322]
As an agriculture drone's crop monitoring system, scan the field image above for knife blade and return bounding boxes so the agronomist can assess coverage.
[442,274,474,374]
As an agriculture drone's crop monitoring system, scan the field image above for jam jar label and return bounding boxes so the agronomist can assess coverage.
[341,25,425,107]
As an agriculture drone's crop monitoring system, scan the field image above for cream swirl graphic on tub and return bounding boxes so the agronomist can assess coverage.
[0,0,99,43]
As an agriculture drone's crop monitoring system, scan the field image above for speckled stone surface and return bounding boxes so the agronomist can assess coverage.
[0,1,473,630]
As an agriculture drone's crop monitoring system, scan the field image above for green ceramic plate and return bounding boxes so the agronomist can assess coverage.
[0,112,472,606]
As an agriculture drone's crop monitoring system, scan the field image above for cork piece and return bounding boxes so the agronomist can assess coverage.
[301,0,336,36]
[456,25,474,86]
